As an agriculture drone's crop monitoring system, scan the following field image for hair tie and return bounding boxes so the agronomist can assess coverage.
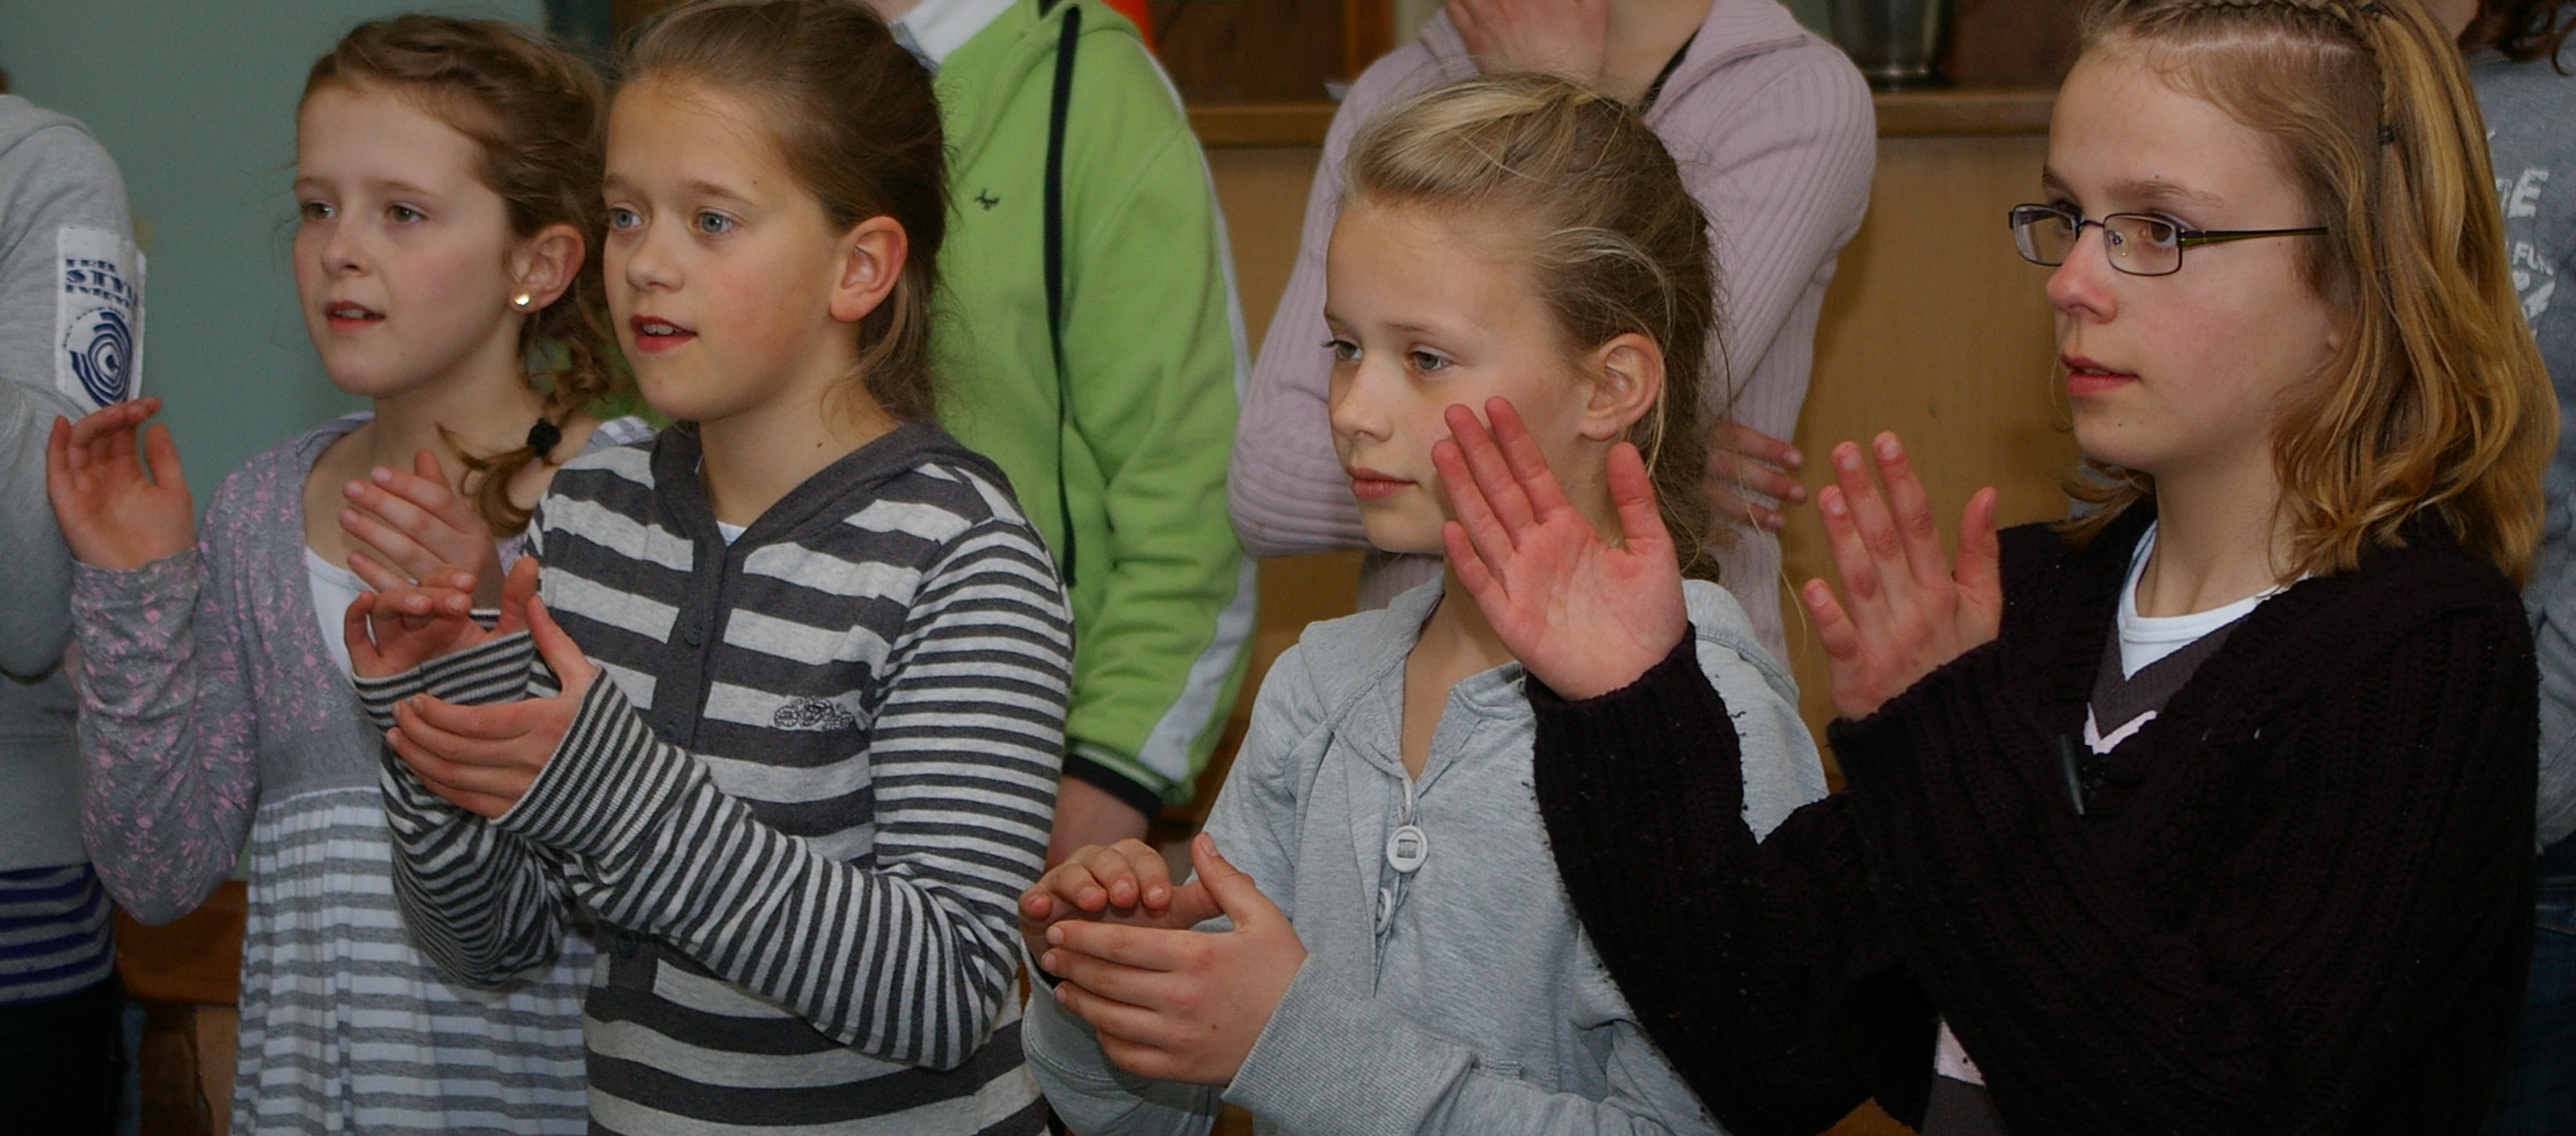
[2379,123,2399,144]
[2355,0,2386,14]
[526,417,563,455]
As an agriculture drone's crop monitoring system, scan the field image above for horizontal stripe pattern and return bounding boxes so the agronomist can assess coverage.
[0,864,114,1004]
[372,428,1067,1133]
[233,789,592,1135]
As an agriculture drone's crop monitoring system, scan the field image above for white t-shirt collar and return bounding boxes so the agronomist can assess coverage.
[892,0,1023,67]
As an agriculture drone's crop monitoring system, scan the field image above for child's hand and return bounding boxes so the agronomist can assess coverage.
[1040,834,1304,1086]
[1433,397,1687,701]
[1798,433,2001,720]
[44,398,196,571]
[1703,419,1807,534]
[382,576,597,819]
[1020,840,1222,962]
[345,556,540,679]
[340,448,506,607]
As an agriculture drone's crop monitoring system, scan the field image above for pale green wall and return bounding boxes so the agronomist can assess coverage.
[0,0,543,501]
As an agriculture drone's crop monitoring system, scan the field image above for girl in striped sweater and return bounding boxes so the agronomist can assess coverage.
[344,2,1075,1133]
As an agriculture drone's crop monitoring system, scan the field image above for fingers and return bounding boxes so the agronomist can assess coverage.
[1430,437,1518,588]
[1954,487,2005,634]
[140,422,185,494]
[1050,979,1172,1049]
[1707,418,1805,482]
[524,595,597,691]
[387,727,532,817]
[398,692,557,748]
[1701,482,1784,534]
[1815,482,1889,626]
[1800,578,1861,665]
[496,556,542,636]
[1439,519,1504,610]
[1867,433,1948,595]
[1484,397,1576,519]
[1041,944,1178,1008]
[1189,833,1278,926]
[1047,918,1192,973]
[1604,442,1673,557]
[343,591,383,675]
[1442,403,1537,538]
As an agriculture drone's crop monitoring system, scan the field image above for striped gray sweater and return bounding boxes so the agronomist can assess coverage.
[357,423,1071,1135]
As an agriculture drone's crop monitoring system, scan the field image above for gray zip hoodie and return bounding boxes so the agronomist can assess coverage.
[1026,579,1828,1135]
[1,94,135,873]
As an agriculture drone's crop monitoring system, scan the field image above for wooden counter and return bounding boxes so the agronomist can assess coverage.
[1191,85,2055,148]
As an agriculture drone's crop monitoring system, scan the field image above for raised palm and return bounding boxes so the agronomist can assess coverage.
[45,398,196,572]
[1432,398,1689,701]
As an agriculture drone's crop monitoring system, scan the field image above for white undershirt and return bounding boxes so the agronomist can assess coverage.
[717,522,746,545]
[305,548,366,677]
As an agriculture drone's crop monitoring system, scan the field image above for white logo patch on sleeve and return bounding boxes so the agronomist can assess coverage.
[56,225,145,410]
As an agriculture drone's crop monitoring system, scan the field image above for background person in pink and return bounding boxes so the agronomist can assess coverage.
[1229,0,1873,662]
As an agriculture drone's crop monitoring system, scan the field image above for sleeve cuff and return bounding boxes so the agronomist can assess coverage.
[1065,746,1172,820]
[491,676,695,864]
[351,631,537,731]
[1223,956,1468,1134]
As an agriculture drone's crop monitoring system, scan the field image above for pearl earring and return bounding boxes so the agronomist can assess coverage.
[511,292,535,311]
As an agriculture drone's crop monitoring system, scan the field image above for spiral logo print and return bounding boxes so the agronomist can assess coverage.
[67,306,133,406]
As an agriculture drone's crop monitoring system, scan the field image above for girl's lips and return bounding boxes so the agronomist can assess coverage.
[1347,473,1412,501]
[2065,367,2137,398]
[630,315,697,353]
[323,303,382,332]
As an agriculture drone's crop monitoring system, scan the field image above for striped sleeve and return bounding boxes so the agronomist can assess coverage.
[357,632,582,987]
[492,517,1072,1069]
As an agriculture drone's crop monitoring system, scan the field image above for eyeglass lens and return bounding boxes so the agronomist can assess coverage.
[2010,207,2182,275]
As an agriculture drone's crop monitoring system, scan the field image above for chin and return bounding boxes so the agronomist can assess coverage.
[1356,517,1446,559]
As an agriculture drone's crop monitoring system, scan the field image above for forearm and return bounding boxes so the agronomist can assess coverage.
[505,677,1048,1069]
[356,635,571,986]
[1529,636,1883,1136]
[1023,989,1224,1136]
[70,553,258,922]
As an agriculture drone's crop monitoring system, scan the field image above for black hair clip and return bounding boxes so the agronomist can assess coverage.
[526,417,564,455]
[2379,123,2400,145]
[2357,1,2387,14]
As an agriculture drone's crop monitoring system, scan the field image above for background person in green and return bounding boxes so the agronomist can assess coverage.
[876,0,1254,858]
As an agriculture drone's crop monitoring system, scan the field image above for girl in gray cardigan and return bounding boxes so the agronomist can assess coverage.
[1019,76,1828,1135]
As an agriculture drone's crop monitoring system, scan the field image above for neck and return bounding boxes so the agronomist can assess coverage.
[1600,0,1715,101]
[697,375,898,527]
[363,335,544,492]
[1425,565,1519,674]
[2131,456,2294,617]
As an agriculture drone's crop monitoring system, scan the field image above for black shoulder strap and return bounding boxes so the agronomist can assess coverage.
[1043,0,1082,587]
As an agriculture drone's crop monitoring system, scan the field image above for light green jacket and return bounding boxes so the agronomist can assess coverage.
[928,0,1252,808]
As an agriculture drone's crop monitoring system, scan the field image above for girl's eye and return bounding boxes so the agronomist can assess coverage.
[695,211,732,235]
[607,206,640,230]
[298,200,333,222]
[386,204,423,223]
[1325,337,1360,362]
[1408,350,1450,374]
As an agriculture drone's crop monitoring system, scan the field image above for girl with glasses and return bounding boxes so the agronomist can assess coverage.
[1430,0,2553,1131]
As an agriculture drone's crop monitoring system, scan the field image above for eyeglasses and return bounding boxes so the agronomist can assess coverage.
[2007,203,2327,277]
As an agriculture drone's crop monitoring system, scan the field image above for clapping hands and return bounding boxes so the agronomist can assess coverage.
[1796,433,2000,720]
[1024,834,1305,1085]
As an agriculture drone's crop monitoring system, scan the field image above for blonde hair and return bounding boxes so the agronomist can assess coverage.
[622,0,946,423]
[2062,0,2555,583]
[1341,74,1723,578]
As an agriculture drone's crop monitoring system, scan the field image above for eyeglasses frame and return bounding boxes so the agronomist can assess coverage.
[2006,202,2328,277]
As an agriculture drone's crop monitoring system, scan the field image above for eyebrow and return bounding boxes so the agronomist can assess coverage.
[2039,168,2225,211]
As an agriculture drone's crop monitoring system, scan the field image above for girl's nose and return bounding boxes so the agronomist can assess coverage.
[622,225,679,292]
[1327,358,1392,444]
[2044,225,2117,322]
[317,220,364,276]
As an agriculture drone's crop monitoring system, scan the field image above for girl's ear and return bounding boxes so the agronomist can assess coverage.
[1581,333,1665,442]
[509,222,587,313]
[829,217,908,325]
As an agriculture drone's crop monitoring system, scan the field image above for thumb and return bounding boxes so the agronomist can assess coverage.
[525,594,597,692]
[1189,833,1276,927]
[495,556,541,636]
[412,447,447,486]
[142,423,186,496]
